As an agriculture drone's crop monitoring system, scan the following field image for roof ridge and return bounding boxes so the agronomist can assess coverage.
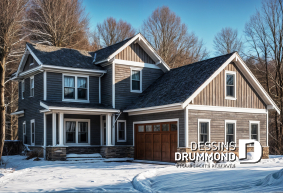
[26,42,91,53]
[171,52,236,71]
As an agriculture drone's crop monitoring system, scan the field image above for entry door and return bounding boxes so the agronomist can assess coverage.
[135,122,178,162]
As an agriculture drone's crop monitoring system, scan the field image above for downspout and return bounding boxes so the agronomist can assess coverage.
[112,112,122,145]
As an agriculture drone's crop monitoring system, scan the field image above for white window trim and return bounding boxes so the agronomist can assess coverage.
[62,74,90,103]
[30,76,34,97]
[249,121,260,142]
[130,67,142,93]
[30,119,35,146]
[23,121,26,144]
[21,80,25,99]
[117,120,127,142]
[225,70,237,100]
[198,119,211,143]
[64,119,90,145]
[225,120,237,144]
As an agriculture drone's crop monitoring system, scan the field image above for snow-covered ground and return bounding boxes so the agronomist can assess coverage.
[0,155,283,192]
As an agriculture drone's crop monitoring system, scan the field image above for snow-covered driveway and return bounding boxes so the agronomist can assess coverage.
[1,155,283,192]
[0,156,168,192]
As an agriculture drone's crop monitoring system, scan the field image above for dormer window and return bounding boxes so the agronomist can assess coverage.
[63,74,89,102]
[225,71,236,100]
[131,68,142,93]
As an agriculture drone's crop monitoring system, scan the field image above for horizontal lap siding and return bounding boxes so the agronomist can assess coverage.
[115,65,163,110]
[101,65,112,107]
[18,73,44,146]
[193,63,266,109]
[188,110,267,147]
[116,43,155,64]
[128,110,185,147]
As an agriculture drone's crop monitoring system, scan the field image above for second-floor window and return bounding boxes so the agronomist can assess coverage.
[63,75,89,102]
[225,71,236,100]
[131,68,142,93]
[21,80,25,99]
[30,76,34,97]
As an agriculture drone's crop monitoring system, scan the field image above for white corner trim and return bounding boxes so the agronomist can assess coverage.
[187,104,267,114]
[117,120,127,142]
[114,59,161,69]
[267,111,269,146]
[43,71,47,100]
[184,106,189,148]
[225,70,237,100]
[197,119,211,143]
[43,113,46,159]
[249,120,260,143]
[182,53,237,108]
[30,119,35,146]
[132,118,179,147]
[224,120,237,144]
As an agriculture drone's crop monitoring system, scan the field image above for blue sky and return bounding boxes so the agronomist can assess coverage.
[82,0,262,56]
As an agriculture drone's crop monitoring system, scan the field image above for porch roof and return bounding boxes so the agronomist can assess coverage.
[40,101,119,113]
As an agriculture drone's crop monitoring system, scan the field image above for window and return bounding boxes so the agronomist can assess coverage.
[162,124,169,131]
[225,120,236,144]
[250,121,260,141]
[117,120,126,142]
[64,119,90,144]
[225,71,236,99]
[63,75,89,102]
[138,125,144,132]
[154,124,160,132]
[30,76,34,97]
[30,119,35,146]
[131,68,142,92]
[23,121,27,144]
[198,119,210,143]
[21,80,25,99]
[146,125,152,132]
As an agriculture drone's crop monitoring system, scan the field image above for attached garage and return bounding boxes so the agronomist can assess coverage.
[134,121,178,162]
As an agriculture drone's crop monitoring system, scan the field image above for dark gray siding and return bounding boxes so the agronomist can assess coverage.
[115,65,164,110]
[127,110,185,147]
[64,114,101,145]
[101,64,112,107]
[46,114,52,146]
[18,72,44,146]
[23,54,39,72]
[47,72,99,103]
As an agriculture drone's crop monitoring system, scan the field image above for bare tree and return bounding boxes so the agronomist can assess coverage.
[96,17,136,47]
[26,0,90,50]
[245,0,283,154]
[213,27,243,55]
[88,30,102,52]
[142,6,208,68]
[0,0,27,160]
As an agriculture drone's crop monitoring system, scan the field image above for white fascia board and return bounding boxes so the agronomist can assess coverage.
[235,53,280,114]
[114,59,161,69]
[16,47,29,77]
[11,110,24,116]
[187,104,267,114]
[42,65,107,75]
[182,53,237,109]
[48,106,120,113]
[26,45,43,65]
[19,66,43,77]
[40,101,49,110]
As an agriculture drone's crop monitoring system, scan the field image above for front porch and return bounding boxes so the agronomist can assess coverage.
[40,101,134,160]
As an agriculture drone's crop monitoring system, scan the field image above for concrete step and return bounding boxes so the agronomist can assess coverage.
[66,153,102,158]
[67,157,104,161]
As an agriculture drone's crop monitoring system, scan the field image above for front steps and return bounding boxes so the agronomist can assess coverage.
[66,153,103,161]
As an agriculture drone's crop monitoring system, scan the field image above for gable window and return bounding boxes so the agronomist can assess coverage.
[23,121,27,144]
[250,121,260,141]
[64,119,90,145]
[21,80,25,99]
[225,71,236,100]
[63,75,89,102]
[30,76,34,97]
[225,120,236,144]
[117,120,126,142]
[31,119,35,146]
[198,119,210,144]
[131,68,142,92]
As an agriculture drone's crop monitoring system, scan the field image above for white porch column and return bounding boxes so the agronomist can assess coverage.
[43,113,46,159]
[106,113,112,146]
[59,112,64,146]
[52,113,57,146]
[112,114,116,145]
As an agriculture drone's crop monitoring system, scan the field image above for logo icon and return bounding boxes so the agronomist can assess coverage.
[238,139,262,164]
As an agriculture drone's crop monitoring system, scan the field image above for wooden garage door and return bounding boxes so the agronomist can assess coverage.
[135,122,177,162]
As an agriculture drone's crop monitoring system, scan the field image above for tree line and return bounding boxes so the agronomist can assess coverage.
[0,0,283,159]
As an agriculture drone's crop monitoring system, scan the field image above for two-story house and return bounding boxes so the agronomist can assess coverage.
[11,33,280,161]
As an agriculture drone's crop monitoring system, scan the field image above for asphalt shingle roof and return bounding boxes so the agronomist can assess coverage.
[126,52,235,110]
[27,43,103,70]
[41,101,114,109]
